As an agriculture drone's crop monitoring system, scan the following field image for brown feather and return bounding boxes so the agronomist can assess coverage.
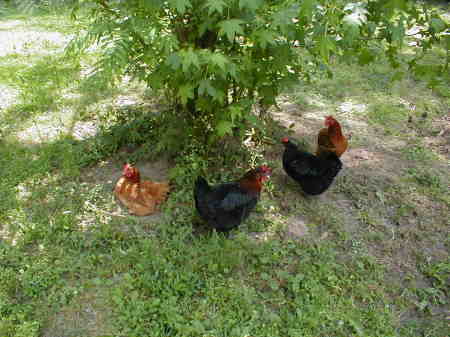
[238,166,271,194]
[114,165,170,216]
[316,118,348,157]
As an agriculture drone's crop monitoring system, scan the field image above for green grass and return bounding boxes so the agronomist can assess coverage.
[107,238,395,337]
[1,5,449,337]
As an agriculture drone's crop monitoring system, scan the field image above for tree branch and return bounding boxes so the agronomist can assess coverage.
[97,0,149,49]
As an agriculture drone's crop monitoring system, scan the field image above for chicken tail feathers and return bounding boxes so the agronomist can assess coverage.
[194,176,210,196]
[194,176,211,216]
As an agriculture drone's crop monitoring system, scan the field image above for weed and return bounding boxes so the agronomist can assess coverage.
[405,167,443,189]
[421,261,450,296]
[402,144,438,162]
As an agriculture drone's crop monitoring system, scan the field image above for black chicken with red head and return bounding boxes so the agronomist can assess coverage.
[194,166,271,232]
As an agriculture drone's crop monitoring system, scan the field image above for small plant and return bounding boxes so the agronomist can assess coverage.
[405,167,442,189]
[421,261,450,296]
[402,145,437,162]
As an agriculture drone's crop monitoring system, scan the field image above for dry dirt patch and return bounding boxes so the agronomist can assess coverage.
[284,215,310,239]
[0,84,18,110]
[42,288,113,337]
[0,27,71,56]
[16,113,98,144]
[84,157,171,189]
[425,111,450,158]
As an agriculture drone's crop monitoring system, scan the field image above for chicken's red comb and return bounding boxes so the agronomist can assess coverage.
[325,116,337,126]
[258,165,272,174]
[122,163,133,174]
[281,137,289,143]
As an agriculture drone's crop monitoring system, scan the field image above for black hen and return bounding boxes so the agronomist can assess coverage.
[194,166,271,232]
[282,137,342,195]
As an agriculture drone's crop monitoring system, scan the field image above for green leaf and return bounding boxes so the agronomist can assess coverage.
[259,86,277,106]
[430,18,447,33]
[348,318,364,336]
[219,19,245,42]
[178,84,194,105]
[239,0,263,12]
[227,63,238,78]
[210,53,229,72]
[273,5,299,27]
[445,35,450,50]
[253,30,277,49]
[216,120,233,137]
[342,24,360,45]
[198,79,224,102]
[205,0,227,15]
[299,0,316,20]
[245,113,260,128]
[391,71,404,82]
[180,49,200,72]
[168,0,191,14]
[147,71,164,90]
[317,36,335,62]
[261,272,270,280]
[358,48,376,65]
[166,53,181,70]
[228,105,243,123]
[142,0,164,10]
[382,0,407,17]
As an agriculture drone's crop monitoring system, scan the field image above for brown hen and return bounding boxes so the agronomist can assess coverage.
[114,164,170,216]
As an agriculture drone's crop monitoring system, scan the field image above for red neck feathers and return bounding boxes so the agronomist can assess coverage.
[239,166,271,194]
[240,174,263,194]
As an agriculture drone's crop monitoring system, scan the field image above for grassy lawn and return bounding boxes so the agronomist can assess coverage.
[0,5,449,337]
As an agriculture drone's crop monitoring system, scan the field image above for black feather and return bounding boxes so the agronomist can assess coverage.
[194,177,259,232]
[282,139,342,195]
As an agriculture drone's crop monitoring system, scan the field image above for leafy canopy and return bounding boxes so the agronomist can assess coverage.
[68,0,449,150]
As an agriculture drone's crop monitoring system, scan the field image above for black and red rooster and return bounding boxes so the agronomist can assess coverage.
[194,166,272,233]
